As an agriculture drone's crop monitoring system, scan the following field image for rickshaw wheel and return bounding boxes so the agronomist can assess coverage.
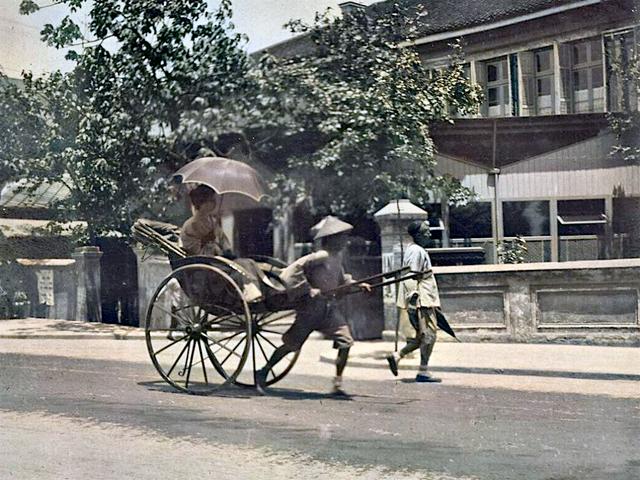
[145,263,251,394]
[232,309,301,388]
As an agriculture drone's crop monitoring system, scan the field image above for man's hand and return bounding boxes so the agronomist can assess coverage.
[359,282,372,293]
[309,288,322,298]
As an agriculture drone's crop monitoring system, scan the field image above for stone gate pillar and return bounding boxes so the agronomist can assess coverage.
[374,200,429,339]
[73,246,103,322]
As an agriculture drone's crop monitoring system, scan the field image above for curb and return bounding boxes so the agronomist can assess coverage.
[0,332,150,340]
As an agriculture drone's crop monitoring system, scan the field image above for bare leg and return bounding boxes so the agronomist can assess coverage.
[332,347,351,396]
[418,329,436,374]
[336,347,350,377]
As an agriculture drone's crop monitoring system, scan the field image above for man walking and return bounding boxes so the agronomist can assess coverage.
[255,216,369,396]
[386,220,442,383]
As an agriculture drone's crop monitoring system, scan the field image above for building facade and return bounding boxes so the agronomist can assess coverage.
[408,0,639,263]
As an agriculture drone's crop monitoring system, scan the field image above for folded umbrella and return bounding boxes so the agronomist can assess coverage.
[435,308,459,341]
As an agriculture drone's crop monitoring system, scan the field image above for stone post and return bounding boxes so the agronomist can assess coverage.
[73,246,103,322]
[374,199,429,340]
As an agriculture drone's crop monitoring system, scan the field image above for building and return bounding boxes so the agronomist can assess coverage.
[268,0,639,264]
[408,0,639,263]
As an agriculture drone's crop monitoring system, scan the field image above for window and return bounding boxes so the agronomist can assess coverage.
[462,63,471,79]
[605,28,639,112]
[534,48,554,115]
[450,202,493,239]
[424,203,443,246]
[613,197,640,234]
[557,199,606,236]
[570,37,604,113]
[503,201,550,237]
[485,57,510,117]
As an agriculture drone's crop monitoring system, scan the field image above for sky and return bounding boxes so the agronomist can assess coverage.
[0,0,378,78]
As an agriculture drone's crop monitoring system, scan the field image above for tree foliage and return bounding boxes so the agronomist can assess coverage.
[607,35,640,163]
[2,0,249,241]
[498,236,528,264]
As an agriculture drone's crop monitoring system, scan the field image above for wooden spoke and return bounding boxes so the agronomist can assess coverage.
[201,332,244,359]
[256,331,279,350]
[184,339,197,388]
[196,338,208,384]
[260,328,291,336]
[152,334,189,356]
[259,311,295,326]
[167,338,191,377]
[150,303,192,328]
[178,339,193,377]
[218,336,248,366]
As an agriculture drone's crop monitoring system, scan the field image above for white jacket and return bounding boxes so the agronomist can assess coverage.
[396,243,440,309]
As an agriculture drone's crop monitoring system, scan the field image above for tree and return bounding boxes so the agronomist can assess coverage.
[498,236,528,264]
[607,28,639,164]
[605,24,639,257]
[182,3,482,221]
[1,0,250,242]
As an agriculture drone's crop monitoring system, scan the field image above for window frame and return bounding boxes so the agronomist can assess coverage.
[570,37,605,113]
[485,57,510,117]
[534,47,555,115]
[502,200,551,237]
[557,199,606,237]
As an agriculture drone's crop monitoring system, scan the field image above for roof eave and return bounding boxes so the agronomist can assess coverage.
[401,0,603,48]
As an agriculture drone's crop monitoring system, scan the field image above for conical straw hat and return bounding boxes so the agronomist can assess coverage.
[312,215,353,240]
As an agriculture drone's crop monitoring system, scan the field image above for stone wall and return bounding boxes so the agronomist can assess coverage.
[134,252,640,345]
[134,251,172,326]
[16,258,77,320]
[435,259,640,345]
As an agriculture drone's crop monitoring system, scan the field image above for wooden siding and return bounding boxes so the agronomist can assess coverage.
[499,134,640,199]
[435,155,493,200]
[437,134,640,201]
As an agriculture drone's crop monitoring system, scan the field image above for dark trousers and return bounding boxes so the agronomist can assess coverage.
[399,307,437,373]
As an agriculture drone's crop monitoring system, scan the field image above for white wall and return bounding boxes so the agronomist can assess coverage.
[435,154,493,200]
[500,133,639,199]
[436,134,640,201]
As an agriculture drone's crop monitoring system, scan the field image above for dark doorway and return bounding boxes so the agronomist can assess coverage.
[234,208,274,257]
[97,238,139,326]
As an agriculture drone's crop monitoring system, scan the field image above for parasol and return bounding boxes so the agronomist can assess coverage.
[171,157,268,212]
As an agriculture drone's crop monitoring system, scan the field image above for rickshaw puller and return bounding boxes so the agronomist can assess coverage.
[255,216,370,397]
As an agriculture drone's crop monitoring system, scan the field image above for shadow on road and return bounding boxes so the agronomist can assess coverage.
[138,380,393,402]
[426,366,640,382]
[138,380,359,401]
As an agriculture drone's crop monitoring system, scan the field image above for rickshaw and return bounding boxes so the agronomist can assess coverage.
[133,157,440,395]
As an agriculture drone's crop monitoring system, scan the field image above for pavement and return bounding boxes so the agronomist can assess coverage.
[1,317,639,399]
